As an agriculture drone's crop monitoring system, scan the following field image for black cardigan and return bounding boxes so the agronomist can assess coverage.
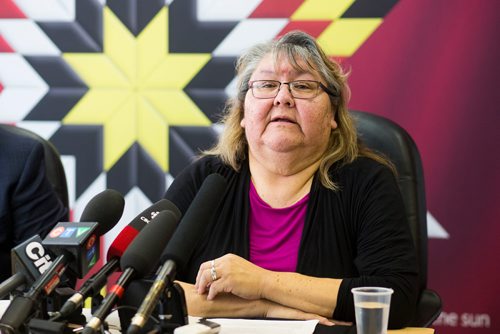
[164,155,418,328]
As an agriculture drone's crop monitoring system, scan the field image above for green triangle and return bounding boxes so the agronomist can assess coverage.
[76,227,90,237]
[88,253,97,268]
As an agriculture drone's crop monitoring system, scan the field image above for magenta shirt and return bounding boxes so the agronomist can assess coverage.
[248,181,309,272]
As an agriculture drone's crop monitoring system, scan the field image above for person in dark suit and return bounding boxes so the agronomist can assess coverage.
[0,125,68,283]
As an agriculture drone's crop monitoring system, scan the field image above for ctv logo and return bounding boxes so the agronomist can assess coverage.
[25,241,53,274]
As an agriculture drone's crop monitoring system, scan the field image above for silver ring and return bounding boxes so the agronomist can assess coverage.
[210,260,217,281]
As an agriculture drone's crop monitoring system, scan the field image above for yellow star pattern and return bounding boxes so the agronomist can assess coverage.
[62,7,211,171]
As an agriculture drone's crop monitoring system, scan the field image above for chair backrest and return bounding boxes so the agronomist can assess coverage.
[352,111,428,293]
[353,111,441,327]
[0,125,69,220]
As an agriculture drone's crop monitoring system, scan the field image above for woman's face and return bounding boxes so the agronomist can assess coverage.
[241,53,337,163]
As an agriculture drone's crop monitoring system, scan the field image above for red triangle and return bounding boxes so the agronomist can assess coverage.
[0,34,14,52]
[0,0,26,18]
[250,0,304,18]
[277,21,332,39]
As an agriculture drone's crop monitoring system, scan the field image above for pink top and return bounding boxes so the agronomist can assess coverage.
[248,181,309,272]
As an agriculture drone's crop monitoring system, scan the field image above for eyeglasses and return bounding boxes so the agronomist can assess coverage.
[248,80,338,99]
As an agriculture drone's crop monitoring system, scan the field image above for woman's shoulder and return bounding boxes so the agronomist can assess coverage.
[187,155,237,177]
[328,156,397,191]
[333,156,392,176]
[164,155,240,214]
[170,155,240,191]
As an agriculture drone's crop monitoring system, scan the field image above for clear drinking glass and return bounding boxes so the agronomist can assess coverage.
[351,287,394,334]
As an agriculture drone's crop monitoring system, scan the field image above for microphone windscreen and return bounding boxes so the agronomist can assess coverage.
[161,173,227,268]
[106,226,139,262]
[80,189,125,236]
[120,210,178,277]
[106,199,180,261]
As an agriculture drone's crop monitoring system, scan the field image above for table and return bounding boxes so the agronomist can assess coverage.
[389,329,434,334]
[125,315,435,333]
[0,300,434,333]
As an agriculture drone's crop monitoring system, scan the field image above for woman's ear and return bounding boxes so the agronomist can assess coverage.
[330,111,338,130]
[330,118,338,130]
[240,117,246,128]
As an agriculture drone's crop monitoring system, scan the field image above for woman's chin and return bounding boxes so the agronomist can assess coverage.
[262,139,302,153]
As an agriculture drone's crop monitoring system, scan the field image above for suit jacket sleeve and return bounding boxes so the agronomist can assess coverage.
[10,141,68,244]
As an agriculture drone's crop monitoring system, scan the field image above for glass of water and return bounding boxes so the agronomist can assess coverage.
[351,287,394,334]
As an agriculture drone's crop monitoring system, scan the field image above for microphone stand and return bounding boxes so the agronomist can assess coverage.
[119,279,188,334]
[27,288,87,334]
[157,282,188,334]
[24,281,188,334]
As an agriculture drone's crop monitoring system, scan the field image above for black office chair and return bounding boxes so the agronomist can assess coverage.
[0,124,70,220]
[352,111,442,327]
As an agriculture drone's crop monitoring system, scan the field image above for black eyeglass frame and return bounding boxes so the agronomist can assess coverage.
[247,80,338,99]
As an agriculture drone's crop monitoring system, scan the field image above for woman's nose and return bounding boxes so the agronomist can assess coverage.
[273,83,295,107]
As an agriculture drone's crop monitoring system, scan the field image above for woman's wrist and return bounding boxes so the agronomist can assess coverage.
[259,269,276,300]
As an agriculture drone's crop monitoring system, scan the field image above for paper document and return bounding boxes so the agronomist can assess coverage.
[207,318,319,334]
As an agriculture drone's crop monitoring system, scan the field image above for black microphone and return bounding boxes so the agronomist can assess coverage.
[82,210,178,334]
[43,188,124,279]
[0,223,99,333]
[79,189,125,236]
[0,189,124,300]
[127,173,227,334]
[0,235,54,299]
[55,200,180,319]
[107,199,181,260]
[0,191,124,333]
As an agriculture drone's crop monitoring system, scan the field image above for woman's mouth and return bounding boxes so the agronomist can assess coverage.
[271,117,295,124]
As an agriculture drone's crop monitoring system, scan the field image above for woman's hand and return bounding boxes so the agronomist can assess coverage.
[177,281,268,318]
[195,253,270,300]
[194,254,342,320]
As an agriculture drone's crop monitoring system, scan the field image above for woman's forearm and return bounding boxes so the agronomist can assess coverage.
[178,281,334,325]
[194,254,341,318]
[261,272,342,318]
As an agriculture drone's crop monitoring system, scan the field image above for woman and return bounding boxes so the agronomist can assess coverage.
[164,31,418,328]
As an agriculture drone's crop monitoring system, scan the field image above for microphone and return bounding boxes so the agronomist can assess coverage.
[79,189,125,236]
[82,210,178,334]
[0,235,54,299]
[107,199,181,260]
[0,191,124,333]
[55,200,180,319]
[0,223,100,333]
[127,173,227,334]
[42,188,124,278]
[0,189,124,300]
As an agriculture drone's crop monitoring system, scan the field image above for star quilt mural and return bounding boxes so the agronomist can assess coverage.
[0,0,396,231]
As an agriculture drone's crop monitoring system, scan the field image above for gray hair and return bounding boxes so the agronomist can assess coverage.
[205,31,393,190]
